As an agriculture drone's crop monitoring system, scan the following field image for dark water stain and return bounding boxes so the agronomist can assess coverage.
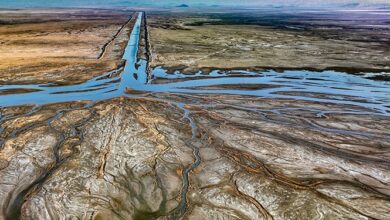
[133,210,156,220]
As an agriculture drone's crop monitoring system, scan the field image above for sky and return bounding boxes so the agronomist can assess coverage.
[1,0,389,9]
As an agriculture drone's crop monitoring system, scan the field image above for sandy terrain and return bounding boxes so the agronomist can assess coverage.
[148,12,390,74]
[0,9,389,220]
[0,9,135,85]
[0,94,389,219]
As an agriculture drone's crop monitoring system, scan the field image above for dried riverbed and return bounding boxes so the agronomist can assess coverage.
[0,10,390,220]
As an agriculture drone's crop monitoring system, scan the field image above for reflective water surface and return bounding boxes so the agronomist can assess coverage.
[1,12,390,220]
[0,12,389,116]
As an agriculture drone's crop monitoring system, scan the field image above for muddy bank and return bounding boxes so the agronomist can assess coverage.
[0,94,389,219]
[0,9,389,220]
[0,9,136,86]
[147,11,390,76]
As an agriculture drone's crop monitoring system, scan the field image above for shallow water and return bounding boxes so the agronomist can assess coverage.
[0,12,389,116]
[1,11,390,220]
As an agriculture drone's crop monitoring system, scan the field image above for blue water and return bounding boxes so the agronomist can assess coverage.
[0,12,389,116]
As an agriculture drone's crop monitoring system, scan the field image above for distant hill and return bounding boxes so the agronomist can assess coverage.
[176,4,189,8]
[340,2,360,8]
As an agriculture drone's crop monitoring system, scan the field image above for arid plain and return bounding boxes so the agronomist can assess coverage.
[0,9,134,85]
[0,8,389,220]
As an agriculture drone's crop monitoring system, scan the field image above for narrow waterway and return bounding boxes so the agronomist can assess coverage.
[1,11,390,219]
[0,13,389,116]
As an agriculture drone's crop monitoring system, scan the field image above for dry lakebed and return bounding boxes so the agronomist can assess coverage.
[0,9,389,220]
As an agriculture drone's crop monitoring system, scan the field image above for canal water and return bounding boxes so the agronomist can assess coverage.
[0,12,389,116]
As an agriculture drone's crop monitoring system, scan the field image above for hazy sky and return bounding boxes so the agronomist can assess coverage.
[1,0,389,8]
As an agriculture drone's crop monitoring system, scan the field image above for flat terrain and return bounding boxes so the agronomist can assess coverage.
[148,11,390,74]
[0,9,135,85]
[0,9,389,220]
[1,94,389,219]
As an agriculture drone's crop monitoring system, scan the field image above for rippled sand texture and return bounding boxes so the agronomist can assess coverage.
[0,9,135,85]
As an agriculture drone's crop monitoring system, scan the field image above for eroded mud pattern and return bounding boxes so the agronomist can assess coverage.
[0,12,390,219]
